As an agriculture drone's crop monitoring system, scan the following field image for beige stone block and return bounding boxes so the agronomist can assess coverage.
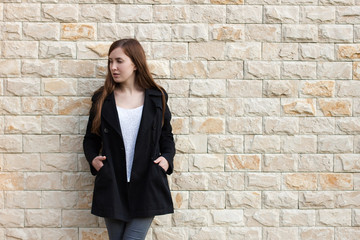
[4,3,40,21]
[188,227,226,240]
[23,135,60,153]
[245,61,281,79]
[282,135,317,153]
[171,24,208,41]
[208,135,243,154]
[335,228,360,240]
[42,4,78,22]
[42,78,77,96]
[175,135,207,154]
[211,210,244,226]
[245,24,281,42]
[77,191,93,209]
[283,24,318,42]
[356,135,360,153]
[227,5,262,23]
[152,214,171,228]
[282,98,316,116]
[22,97,57,115]
[77,78,107,96]
[98,23,134,41]
[136,24,171,41]
[319,0,354,5]
[5,116,40,134]
[152,42,187,60]
[246,173,280,190]
[62,172,94,190]
[172,210,209,227]
[208,61,243,79]
[336,117,360,134]
[319,135,353,153]
[80,228,108,240]
[117,5,152,22]
[210,0,244,4]
[3,153,40,171]
[245,135,280,153]
[0,209,24,227]
[244,209,279,227]
[318,62,352,80]
[172,61,207,79]
[335,154,360,172]
[154,5,190,22]
[6,78,40,96]
[225,42,261,60]
[208,172,244,190]
[337,44,360,60]
[22,59,57,77]
[169,98,207,117]
[263,227,298,240]
[0,60,20,77]
[226,154,260,171]
[226,191,261,209]
[319,99,352,117]
[227,80,262,98]
[189,191,225,209]
[283,62,317,79]
[354,210,360,226]
[227,227,261,240]
[41,191,78,209]
[189,42,225,60]
[171,173,208,190]
[39,41,76,59]
[6,228,42,240]
[189,154,224,171]
[265,6,299,23]
[355,62,360,80]
[337,81,360,98]
[42,228,78,240]
[263,191,298,209]
[0,191,3,208]
[190,117,225,134]
[59,60,95,78]
[281,210,316,227]
[299,154,333,172]
[25,209,61,227]
[337,6,360,24]
[208,98,243,116]
[319,25,353,42]
[60,135,84,153]
[25,172,61,190]
[2,41,38,58]
[299,191,335,209]
[244,99,280,116]
[59,97,91,116]
[283,173,317,190]
[61,23,96,41]
[171,191,188,210]
[148,60,170,78]
[23,23,59,40]
[263,154,298,172]
[5,191,41,209]
[301,6,335,23]
[210,24,244,41]
[171,117,189,135]
[264,80,298,98]
[152,227,188,240]
[319,173,353,190]
[173,154,189,173]
[335,191,360,208]
[77,42,111,59]
[301,80,335,97]
[228,117,262,135]
[263,43,298,60]
[190,5,226,23]
[158,80,190,98]
[0,172,24,190]
[264,117,299,135]
[63,210,97,227]
[0,135,22,152]
[41,153,77,172]
[42,116,78,134]
[190,79,225,97]
[0,22,21,40]
[80,4,115,22]
[299,43,335,60]
[318,209,351,226]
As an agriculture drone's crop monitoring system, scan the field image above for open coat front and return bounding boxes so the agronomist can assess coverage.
[83,88,175,221]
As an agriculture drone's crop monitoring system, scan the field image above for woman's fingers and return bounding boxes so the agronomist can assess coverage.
[92,156,106,171]
[154,156,169,171]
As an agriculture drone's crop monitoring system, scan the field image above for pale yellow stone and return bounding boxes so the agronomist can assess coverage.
[61,135,83,152]
[190,117,225,134]
[226,191,261,209]
[282,135,317,153]
[171,23,208,41]
[117,5,152,22]
[190,42,225,60]
[6,228,42,240]
[265,6,299,23]
[172,61,207,79]
[336,117,360,134]
[337,44,360,60]
[244,98,280,116]
[227,227,261,240]
[0,135,22,153]
[42,191,78,209]
[282,99,316,116]
[152,228,188,240]
[21,59,57,77]
[210,0,244,3]
[62,172,94,191]
[5,116,41,134]
[6,78,40,96]
[175,135,207,154]
[43,78,77,96]
[80,4,115,22]
[299,43,335,61]
[190,5,226,23]
[319,25,353,43]
[319,173,353,190]
[208,172,244,190]
[336,6,360,24]
[5,191,41,208]
[225,42,261,60]
[246,173,280,190]
[283,24,318,42]
[60,60,95,78]
[189,154,224,171]
[78,191,93,209]
[299,191,335,209]
[0,23,22,40]
[263,227,298,239]
[41,153,77,171]
[210,24,244,41]
[58,97,91,115]
[227,80,262,98]
[301,6,335,23]
[319,99,352,117]
[153,5,190,22]
[335,191,360,208]
[317,209,351,226]
[23,23,59,40]
[171,191,189,209]
[263,191,298,209]
[335,228,360,240]
[190,80,226,97]
[25,172,61,190]
[208,98,243,116]
[299,154,333,172]
[227,5,262,23]
[77,42,111,59]
[211,210,244,226]
[354,62,360,80]
[208,135,243,153]
[0,60,20,77]
[169,98,207,117]
[228,117,262,134]
[244,209,280,227]
[4,3,40,21]
[23,135,59,153]
[2,41,38,58]
[42,116,78,134]
[171,117,189,135]
[263,154,298,172]
[208,61,243,79]
[245,135,281,153]
[61,23,96,41]
[264,80,298,97]
[245,61,281,79]
[283,173,317,190]
[152,43,187,60]
[171,172,208,190]
[337,80,360,97]
[226,155,260,171]
[301,80,334,97]
[39,41,76,59]
[245,24,281,42]
[0,173,24,190]
[98,23,134,41]
[281,210,316,227]
[283,62,317,79]
[42,229,78,240]
[172,210,209,227]
[189,191,225,209]
[148,60,170,78]
[0,97,20,114]
[25,209,61,227]
[0,209,24,227]
[263,43,298,60]
[3,153,40,171]
[42,4,78,22]
[318,62,352,79]
[136,24,171,41]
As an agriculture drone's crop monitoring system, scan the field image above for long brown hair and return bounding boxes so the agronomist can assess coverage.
[91,39,166,135]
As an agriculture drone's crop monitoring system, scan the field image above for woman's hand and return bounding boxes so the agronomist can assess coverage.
[154,156,169,172]
[92,156,106,172]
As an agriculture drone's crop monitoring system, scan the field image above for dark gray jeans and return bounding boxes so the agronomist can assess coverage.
[104,217,154,240]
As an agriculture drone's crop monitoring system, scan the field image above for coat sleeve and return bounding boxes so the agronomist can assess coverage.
[159,92,176,175]
[83,93,102,176]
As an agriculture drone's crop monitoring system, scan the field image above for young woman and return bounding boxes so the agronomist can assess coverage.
[83,39,175,240]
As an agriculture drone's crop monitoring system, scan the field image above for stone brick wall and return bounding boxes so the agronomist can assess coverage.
[1,0,360,239]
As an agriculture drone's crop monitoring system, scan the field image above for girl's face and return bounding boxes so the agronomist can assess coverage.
[108,47,137,85]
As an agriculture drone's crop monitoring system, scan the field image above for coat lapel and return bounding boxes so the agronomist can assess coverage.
[102,92,122,137]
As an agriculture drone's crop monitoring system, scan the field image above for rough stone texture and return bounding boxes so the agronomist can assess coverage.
[1,1,360,238]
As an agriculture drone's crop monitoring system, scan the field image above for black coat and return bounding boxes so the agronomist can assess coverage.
[83,88,175,221]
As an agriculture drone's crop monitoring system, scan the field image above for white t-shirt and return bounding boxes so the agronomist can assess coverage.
[116,105,143,182]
